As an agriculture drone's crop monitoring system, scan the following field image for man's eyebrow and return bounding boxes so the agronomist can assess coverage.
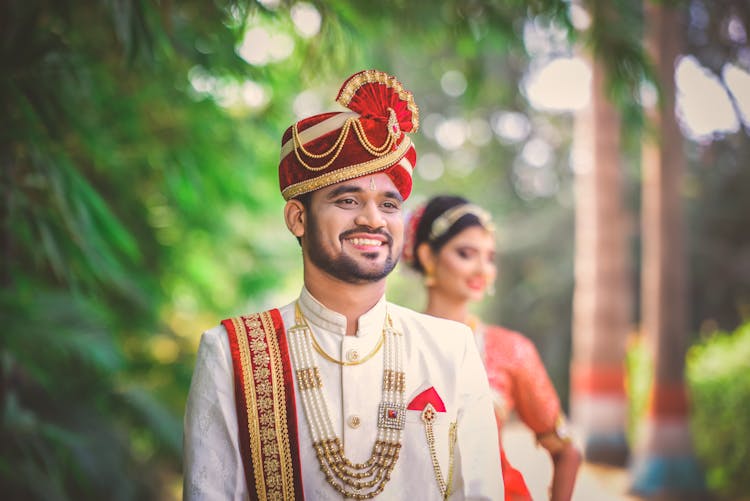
[385,190,404,203]
[326,184,364,199]
[324,184,403,203]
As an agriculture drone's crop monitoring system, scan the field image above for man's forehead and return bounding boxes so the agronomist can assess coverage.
[318,174,401,199]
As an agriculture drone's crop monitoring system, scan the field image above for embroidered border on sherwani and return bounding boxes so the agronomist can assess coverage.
[223,309,304,500]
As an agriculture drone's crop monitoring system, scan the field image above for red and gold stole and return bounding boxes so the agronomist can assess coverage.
[223,310,304,500]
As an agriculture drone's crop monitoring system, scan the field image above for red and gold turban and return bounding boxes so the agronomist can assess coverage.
[279,69,419,201]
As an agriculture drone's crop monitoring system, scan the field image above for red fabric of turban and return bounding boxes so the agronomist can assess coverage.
[278,69,419,201]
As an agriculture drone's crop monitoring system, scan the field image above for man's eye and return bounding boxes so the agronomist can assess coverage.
[382,201,401,210]
[337,198,357,205]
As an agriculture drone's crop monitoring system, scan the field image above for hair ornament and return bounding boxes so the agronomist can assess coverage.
[402,204,426,266]
[429,204,494,241]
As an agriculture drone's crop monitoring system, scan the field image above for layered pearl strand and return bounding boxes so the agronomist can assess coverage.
[288,302,406,499]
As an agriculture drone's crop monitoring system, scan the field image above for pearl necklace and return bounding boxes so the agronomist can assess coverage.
[288,302,406,499]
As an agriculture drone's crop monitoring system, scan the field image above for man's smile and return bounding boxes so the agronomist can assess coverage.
[345,237,386,248]
[340,228,392,251]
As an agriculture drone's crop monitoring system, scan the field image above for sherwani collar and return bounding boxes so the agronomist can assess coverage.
[298,286,387,338]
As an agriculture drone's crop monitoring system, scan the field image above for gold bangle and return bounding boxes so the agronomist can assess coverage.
[536,415,572,455]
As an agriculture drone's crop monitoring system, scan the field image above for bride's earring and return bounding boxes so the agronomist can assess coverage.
[424,266,436,288]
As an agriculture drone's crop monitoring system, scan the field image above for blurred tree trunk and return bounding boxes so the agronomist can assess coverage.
[630,1,705,498]
[570,54,631,467]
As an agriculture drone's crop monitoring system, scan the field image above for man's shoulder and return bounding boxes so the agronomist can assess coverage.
[387,303,473,341]
[221,304,288,322]
[219,304,293,330]
[202,323,229,342]
[197,304,290,363]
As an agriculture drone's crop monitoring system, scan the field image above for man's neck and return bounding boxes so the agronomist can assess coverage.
[303,269,386,336]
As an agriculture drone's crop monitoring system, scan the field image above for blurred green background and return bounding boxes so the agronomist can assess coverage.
[2,0,748,499]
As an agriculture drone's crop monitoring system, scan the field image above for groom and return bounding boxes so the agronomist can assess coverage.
[183,69,503,500]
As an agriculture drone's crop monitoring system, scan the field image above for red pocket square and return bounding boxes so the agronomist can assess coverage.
[407,386,446,412]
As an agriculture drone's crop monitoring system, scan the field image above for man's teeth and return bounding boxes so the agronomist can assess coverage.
[348,238,383,246]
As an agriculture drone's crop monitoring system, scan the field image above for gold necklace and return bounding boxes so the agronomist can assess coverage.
[288,301,406,499]
[295,303,386,366]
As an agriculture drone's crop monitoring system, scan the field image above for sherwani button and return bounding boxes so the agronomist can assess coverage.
[346,349,360,362]
[348,415,361,428]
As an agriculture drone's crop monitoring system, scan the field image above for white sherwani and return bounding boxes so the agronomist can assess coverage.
[184,288,503,500]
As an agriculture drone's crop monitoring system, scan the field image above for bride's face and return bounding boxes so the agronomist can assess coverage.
[433,225,497,303]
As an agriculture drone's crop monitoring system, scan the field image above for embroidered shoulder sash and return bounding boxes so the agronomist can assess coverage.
[223,310,304,500]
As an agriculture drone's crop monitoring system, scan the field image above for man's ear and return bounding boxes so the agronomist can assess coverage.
[284,199,306,238]
[416,242,435,273]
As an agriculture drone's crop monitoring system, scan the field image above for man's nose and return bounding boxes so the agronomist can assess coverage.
[354,201,386,229]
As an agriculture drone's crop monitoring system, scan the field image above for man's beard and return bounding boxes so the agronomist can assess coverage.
[305,215,399,284]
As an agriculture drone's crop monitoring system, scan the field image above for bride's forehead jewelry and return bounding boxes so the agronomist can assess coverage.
[429,204,494,241]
